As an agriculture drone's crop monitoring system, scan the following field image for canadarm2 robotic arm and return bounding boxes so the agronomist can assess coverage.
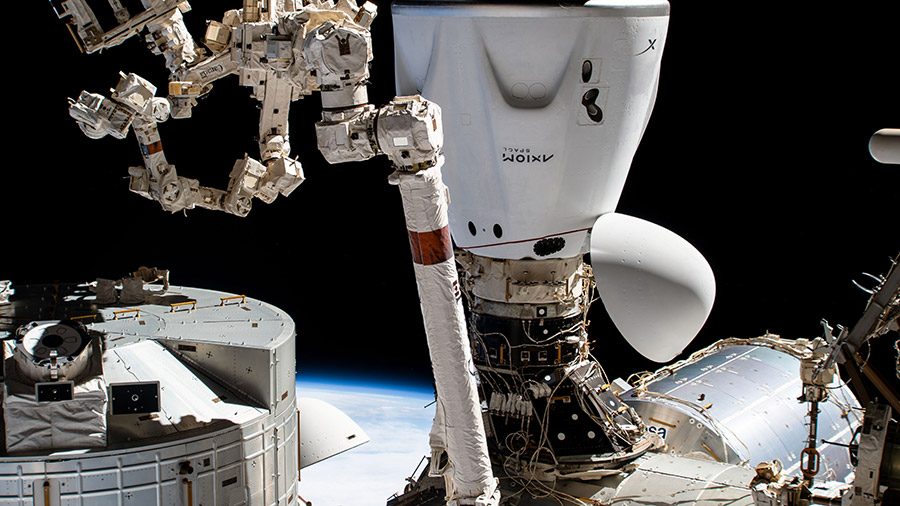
[306,15,499,506]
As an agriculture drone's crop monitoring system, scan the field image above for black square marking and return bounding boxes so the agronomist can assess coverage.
[36,381,74,402]
[110,382,161,415]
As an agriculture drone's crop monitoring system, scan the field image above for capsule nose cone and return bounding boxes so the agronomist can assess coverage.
[590,213,716,362]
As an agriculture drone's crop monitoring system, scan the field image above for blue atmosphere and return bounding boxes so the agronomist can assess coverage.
[295,375,435,506]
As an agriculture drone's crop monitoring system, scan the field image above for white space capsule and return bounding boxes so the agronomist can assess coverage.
[393,0,715,362]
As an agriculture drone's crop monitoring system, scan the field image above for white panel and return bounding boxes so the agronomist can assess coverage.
[161,480,181,505]
[110,341,266,433]
[122,484,159,505]
[244,455,264,504]
[264,448,276,506]
[81,469,118,492]
[196,472,215,506]
[54,475,78,496]
[244,429,265,459]
[614,453,755,505]
[79,490,118,506]
[216,463,243,504]
[276,427,287,503]
[273,341,296,414]
[154,339,274,411]
[188,451,214,474]
[0,477,18,496]
[121,464,156,488]
[217,442,243,467]
[160,457,182,482]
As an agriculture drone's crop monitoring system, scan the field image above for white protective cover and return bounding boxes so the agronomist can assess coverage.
[3,376,108,452]
[3,337,108,452]
[297,397,369,468]
[393,163,498,504]
[393,1,670,260]
[590,213,715,362]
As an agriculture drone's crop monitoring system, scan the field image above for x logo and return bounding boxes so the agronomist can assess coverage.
[636,38,658,56]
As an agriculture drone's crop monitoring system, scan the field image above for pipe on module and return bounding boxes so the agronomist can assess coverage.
[869,128,900,164]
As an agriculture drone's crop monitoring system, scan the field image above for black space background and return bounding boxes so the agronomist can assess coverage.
[5,2,898,390]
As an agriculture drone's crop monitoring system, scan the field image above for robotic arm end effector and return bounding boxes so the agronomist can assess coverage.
[314,95,444,171]
[68,72,162,140]
[376,95,443,172]
[224,156,306,216]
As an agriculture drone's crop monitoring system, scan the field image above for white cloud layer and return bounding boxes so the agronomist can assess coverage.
[296,381,435,506]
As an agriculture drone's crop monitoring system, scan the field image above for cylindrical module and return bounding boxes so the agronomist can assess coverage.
[392,159,498,505]
[869,128,900,164]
